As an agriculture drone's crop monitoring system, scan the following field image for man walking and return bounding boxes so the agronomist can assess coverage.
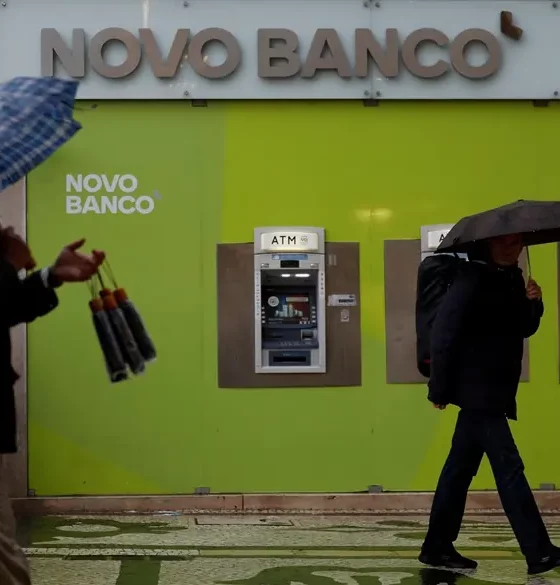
[0,226,104,584]
[420,233,560,575]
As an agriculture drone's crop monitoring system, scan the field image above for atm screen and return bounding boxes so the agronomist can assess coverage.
[265,292,311,324]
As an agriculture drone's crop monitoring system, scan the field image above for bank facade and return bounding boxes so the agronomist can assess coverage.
[2,0,559,507]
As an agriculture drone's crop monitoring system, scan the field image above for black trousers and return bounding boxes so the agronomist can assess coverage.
[423,409,551,563]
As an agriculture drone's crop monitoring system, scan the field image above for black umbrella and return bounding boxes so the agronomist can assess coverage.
[101,259,157,363]
[437,200,560,254]
[88,281,128,383]
[97,272,146,376]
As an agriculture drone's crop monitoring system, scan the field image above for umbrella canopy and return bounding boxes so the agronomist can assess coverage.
[0,76,81,191]
[437,200,560,254]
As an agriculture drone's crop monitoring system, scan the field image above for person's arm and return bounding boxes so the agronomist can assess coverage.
[0,259,59,328]
[518,275,544,338]
[428,265,480,405]
[520,298,543,338]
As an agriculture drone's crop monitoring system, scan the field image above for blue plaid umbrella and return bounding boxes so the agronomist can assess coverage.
[0,76,81,191]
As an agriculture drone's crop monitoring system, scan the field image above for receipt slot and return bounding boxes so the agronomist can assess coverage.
[254,227,326,374]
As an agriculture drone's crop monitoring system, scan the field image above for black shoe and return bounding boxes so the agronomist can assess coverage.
[419,568,462,585]
[419,549,478,570]
[527,548,560,575]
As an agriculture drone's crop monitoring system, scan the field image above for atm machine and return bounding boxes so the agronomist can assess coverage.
[254,227,326,374]
[420,224,455,260]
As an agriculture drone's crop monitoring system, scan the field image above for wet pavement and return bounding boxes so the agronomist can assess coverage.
[22,514,560,584]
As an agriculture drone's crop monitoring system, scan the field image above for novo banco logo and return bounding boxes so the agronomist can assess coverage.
[65,174,161,215]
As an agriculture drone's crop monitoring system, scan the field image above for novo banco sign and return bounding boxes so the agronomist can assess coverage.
[41,27,502,81]
[65,174,159,215]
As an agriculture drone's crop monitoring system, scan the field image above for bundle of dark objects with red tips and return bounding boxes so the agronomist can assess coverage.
[87,259,157,383]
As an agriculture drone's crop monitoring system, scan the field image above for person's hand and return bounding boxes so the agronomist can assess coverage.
[428,383,448,410]
[51,239,105,284]
[0,227,36,271]
[526,279,542,301]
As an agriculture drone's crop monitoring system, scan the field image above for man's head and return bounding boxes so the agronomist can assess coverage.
[488,234,523,266]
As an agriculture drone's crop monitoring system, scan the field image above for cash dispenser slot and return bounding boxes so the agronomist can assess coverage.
[269,351,311,366]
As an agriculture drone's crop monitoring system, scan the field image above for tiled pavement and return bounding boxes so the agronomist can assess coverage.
[22,514,560,584]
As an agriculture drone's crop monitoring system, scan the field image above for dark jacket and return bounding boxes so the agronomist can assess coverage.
[1,259,58,453]
[428,260,543,420]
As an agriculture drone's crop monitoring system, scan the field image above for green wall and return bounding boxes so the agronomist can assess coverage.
[27,100,560,496]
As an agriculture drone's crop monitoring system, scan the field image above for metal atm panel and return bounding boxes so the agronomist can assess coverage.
[254,227,326,374]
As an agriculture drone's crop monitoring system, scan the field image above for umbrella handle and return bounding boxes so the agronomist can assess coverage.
[526,246,532,280]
